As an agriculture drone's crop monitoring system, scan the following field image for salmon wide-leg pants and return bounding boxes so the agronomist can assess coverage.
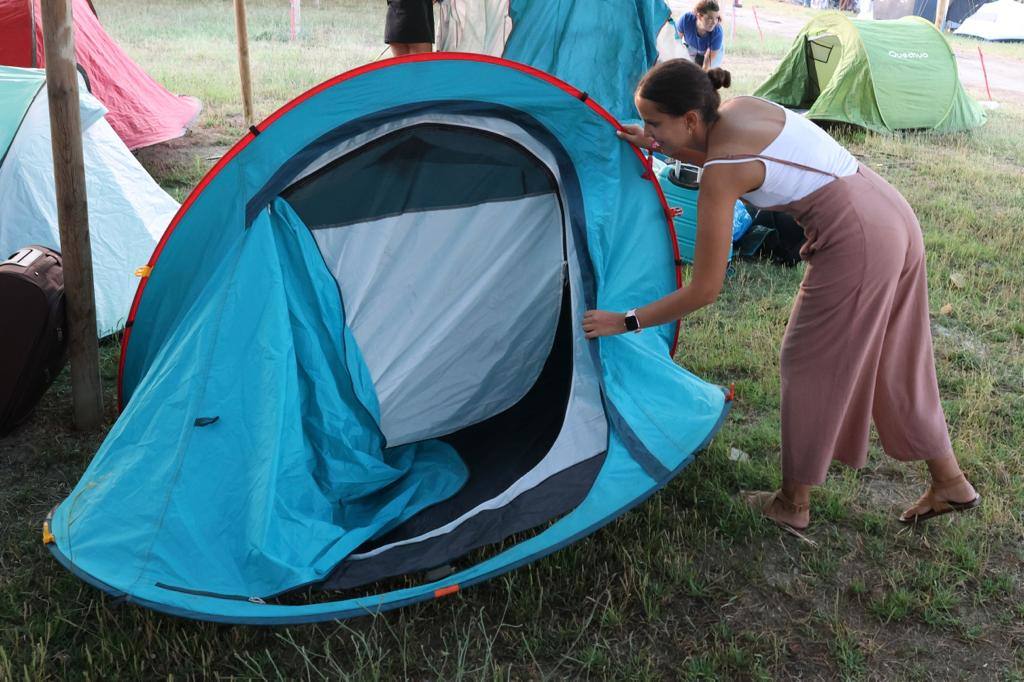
[774,164,954,485]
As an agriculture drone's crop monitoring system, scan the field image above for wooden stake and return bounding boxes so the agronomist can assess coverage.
[40,0,103,430]
[234,0,254,126]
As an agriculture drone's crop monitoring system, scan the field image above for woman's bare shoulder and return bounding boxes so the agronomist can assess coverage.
[708,96,785,157]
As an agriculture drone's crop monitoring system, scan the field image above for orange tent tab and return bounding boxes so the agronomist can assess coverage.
[433,585,460,599]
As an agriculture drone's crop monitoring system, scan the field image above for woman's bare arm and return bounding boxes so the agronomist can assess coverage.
[582,162,761,338]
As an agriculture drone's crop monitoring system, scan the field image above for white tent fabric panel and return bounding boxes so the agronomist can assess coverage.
[313,193,566,447]
[0,90,177,337]
[954,0,1024,40]
[656,19,690,62]
[350,202,608,560]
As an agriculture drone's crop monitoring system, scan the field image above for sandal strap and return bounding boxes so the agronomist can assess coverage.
[774,489,810,514]
[902,491,953,520]
[907,489,940,512]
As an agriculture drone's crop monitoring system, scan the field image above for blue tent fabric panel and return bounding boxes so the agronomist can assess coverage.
[51,197,466,599]
[504,0,671,122]
[601,333,727,473]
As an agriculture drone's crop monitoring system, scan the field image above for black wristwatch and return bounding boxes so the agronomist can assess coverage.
[624,309,642,333]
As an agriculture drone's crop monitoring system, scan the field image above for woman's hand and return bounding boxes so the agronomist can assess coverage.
[583,310,626,339]
[616,124,659,152]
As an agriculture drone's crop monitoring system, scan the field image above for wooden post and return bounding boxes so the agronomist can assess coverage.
[40,0,103,430]
[234,0,255,126]
[934,0,951,29]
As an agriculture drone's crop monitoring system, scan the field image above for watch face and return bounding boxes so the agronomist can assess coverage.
[625,314,639,331]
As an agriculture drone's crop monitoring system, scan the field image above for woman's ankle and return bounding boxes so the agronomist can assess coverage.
[781,480,813,507]
[925,454,963,485]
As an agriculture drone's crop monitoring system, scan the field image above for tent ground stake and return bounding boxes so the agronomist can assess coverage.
[977,47,993,102]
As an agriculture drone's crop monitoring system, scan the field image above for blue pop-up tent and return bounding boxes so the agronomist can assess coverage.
[45,55,729,624]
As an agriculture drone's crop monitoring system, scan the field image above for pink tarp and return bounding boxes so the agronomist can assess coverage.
[0,0,201,149]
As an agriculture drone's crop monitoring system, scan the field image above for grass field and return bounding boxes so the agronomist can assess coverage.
[2,0,1023,678]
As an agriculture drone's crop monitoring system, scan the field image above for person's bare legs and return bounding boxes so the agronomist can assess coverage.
[389,42,431,57]
[747,454,979,530]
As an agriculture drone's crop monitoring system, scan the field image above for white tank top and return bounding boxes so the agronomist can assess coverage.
[702,98,859,208]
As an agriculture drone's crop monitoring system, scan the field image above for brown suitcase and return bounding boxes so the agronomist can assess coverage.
[0,246,68,435]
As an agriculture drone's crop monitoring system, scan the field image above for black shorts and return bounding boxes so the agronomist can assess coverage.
[384,0,435,44]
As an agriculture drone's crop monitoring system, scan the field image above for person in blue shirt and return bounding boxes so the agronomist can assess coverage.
[678,0,724,70]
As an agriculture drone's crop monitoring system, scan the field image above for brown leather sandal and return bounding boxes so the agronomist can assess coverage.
[742,489,810,532]
[898,471,980,524]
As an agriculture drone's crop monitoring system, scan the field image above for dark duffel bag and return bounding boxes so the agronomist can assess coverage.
[735,209,807,267]
[0,246,68,435]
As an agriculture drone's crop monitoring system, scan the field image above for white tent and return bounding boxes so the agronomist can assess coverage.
[0,67,178,337]
[955,0,1024,40]
[436,0,512,54]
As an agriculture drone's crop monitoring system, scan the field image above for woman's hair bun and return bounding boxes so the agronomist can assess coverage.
[706,68,732,90]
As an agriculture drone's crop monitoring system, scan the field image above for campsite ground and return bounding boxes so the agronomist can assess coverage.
[2,0,1022,679]
[668,0,1024,103]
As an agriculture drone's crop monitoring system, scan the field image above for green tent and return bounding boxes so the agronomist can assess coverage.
[754,14,985,134]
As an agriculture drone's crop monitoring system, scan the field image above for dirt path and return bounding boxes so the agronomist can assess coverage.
[953,45,1024,103]
[666,0,1024,103]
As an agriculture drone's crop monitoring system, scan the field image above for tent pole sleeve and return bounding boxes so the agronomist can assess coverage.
[234,0,255,126]
[40,0,104,431]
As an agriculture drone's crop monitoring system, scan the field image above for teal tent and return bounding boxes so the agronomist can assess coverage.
[46,55,730,624]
